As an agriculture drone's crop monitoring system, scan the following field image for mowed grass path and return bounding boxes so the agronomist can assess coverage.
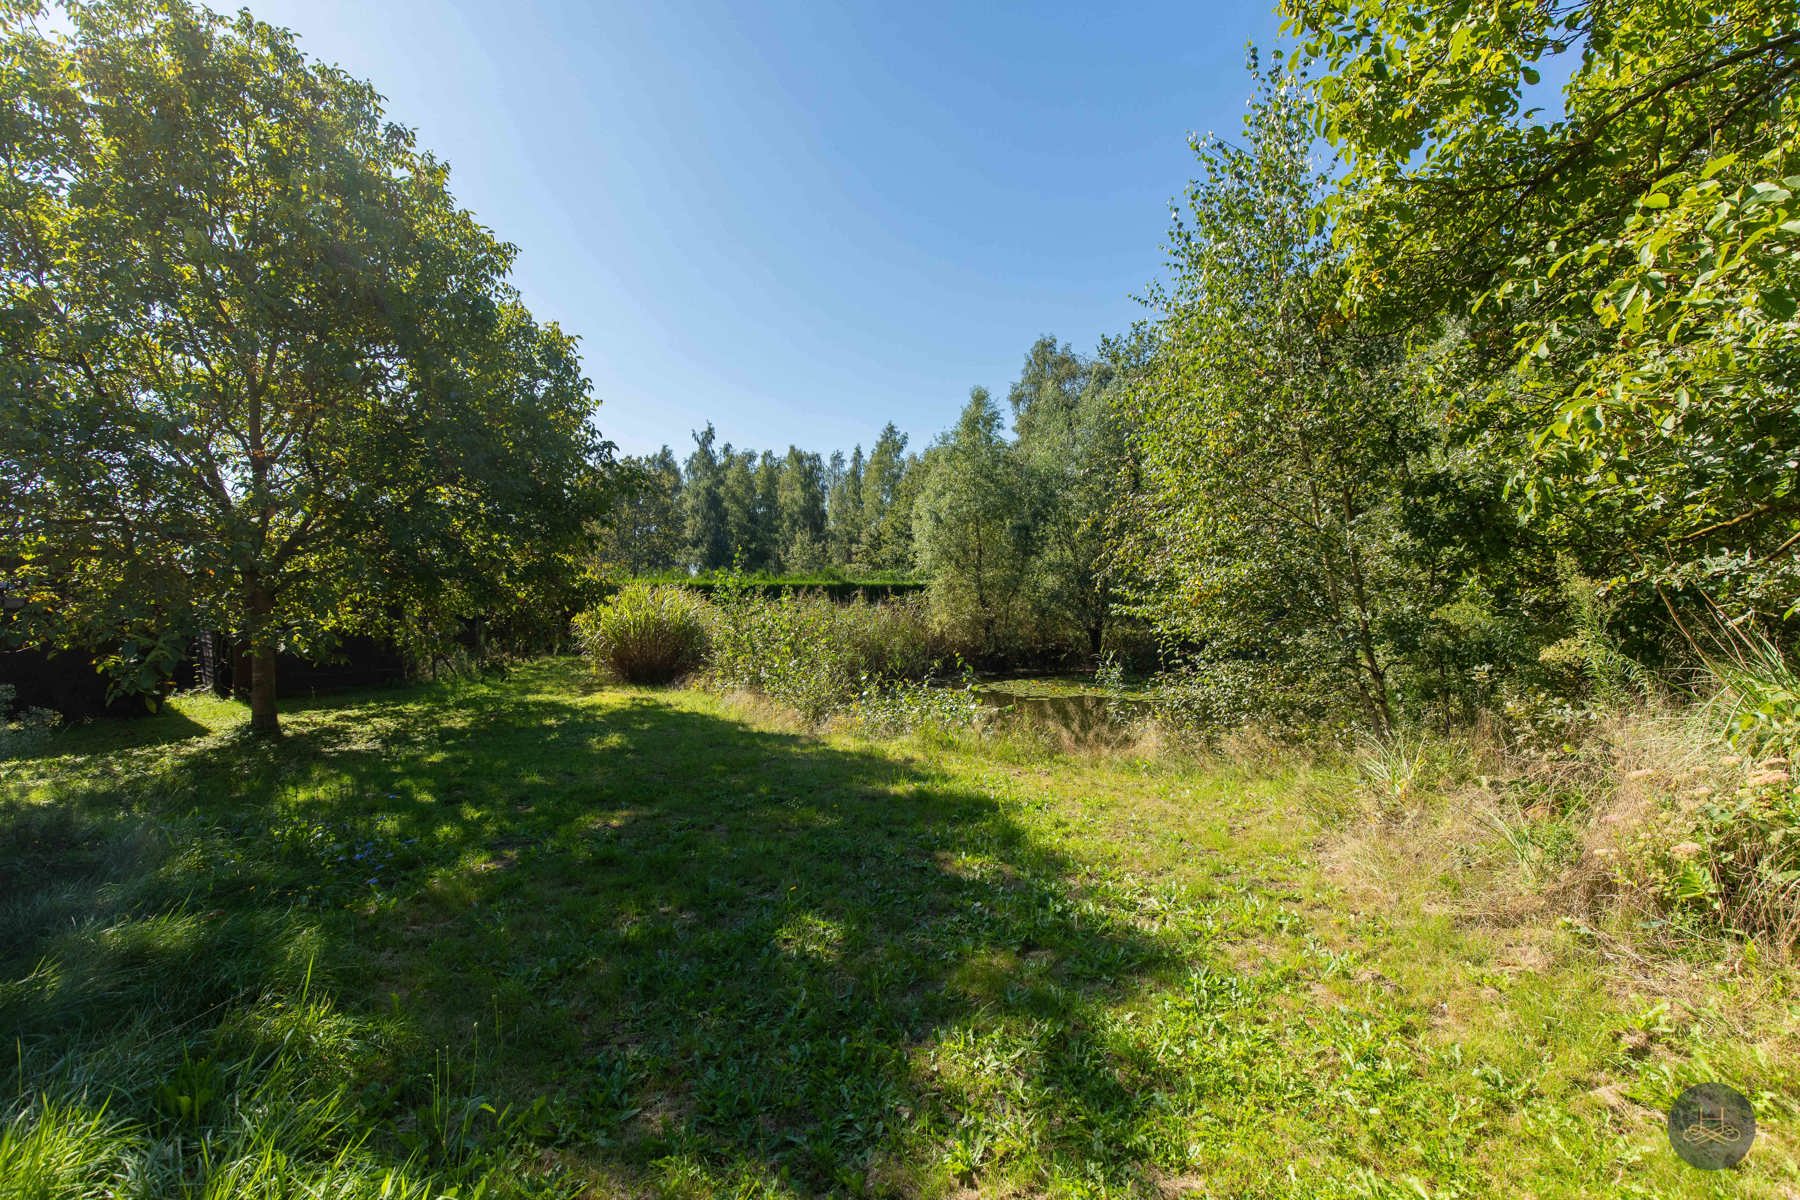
[2,661,1795,1197]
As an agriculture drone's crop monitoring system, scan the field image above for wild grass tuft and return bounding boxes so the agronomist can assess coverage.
[573,582,711,684]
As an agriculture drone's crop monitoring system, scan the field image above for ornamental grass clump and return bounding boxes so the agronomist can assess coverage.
[573,584,712,684]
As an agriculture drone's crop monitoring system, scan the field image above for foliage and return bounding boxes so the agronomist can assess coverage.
[0,681,58,756]
[912,389,1036,656]
[0,0,611,733]
[705,585,943,721]
[606,356,1119,665]
[1287,0,1800,626]
[1678,770,1800,947]
[1112,60,1486,733]
[592,449,685,578]
[857,423,917,571]
[572,583,710,684]
[662,423,920,577]
[1529,155,1800,620]
[1008,337,1129,656]
[849,673,985,740]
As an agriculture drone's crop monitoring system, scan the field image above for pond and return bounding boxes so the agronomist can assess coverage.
[971,677,1153,744]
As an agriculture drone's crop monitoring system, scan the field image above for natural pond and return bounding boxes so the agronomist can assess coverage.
[972,676,1152,744]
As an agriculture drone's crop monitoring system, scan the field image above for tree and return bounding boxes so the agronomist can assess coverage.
[913,388,1033,653]
[595,448,684,575]
[681,425,729,570]
[776,447,827,571]
[754,450,783,570]
[1112,60,1438,731]
[857,423,912,571]
[1288,0,1800,626]
[719,449,764,569]
[1008,336,1123,657]
[0,0,610,734]
[826,446,865,568]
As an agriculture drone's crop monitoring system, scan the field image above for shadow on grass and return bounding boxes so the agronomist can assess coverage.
[2,703,213,763]
[0,661,1172,1193]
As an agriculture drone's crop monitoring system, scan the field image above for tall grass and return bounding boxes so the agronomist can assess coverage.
[572,582,711,683]
[1331,626,1800,960]
[706,589,948,722]
[1684,633,1800,949]
[0,770,539,1200]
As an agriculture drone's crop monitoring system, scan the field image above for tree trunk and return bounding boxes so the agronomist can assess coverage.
[246,582,280,736]
[249,644,280,736]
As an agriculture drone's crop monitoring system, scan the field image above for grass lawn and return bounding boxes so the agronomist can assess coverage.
[2,660,1796,1197]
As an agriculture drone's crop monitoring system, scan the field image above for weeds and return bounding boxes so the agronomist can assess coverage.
[0,683,60,759]
[705,586,946,721]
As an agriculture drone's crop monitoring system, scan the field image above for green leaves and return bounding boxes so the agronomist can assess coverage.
[1110,59,1468,731]
[0,0,611,717]
[1288,0,1800,626]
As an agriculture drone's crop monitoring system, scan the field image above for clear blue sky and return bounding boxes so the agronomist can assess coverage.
[245,0,1287,458]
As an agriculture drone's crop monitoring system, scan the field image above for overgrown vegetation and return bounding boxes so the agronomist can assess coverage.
[4,0,1800,1190]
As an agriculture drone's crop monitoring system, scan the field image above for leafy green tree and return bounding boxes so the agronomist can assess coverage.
[857,423,913,571]
[720,450,765,570]
[596,449,685,575]
[0,0,609,734]
[826,446,866,568]
[1288,0,1800,626]
[913,389,1034,653]
[1008,337,1124,656]
[754,450,783,570]
[776,447,828,571]
[1112,61,1436,731]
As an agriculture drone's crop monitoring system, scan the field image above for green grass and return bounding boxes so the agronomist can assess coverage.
[2,660,1797,1197]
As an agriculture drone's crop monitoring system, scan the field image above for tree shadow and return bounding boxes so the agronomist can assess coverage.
[2,703,212,763]
[1,664,1177,1193]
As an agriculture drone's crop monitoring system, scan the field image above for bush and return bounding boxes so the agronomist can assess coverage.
[850,675,985,739]
[572,585,711,684]
[706,589,946,721]
[0,684,60,758]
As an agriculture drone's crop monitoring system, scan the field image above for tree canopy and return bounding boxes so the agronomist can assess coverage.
[0,0,611,732]
[1286,0,1800,626]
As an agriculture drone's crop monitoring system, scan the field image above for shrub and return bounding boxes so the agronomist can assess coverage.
[850,675,985,739]
[706,589,945,721]
[0,684,60,758]
[573,585,711,684]
[1665,641,1800,949]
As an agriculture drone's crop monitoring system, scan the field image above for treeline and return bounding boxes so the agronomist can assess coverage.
[596,335,1124,661]
[596,423,917,577]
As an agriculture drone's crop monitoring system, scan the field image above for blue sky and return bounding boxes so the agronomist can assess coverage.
[245,0,1287,458]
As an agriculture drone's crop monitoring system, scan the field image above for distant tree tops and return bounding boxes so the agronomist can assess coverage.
[595,421,921,578]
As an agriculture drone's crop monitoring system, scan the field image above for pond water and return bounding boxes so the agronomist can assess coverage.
[971,684,1151,744]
